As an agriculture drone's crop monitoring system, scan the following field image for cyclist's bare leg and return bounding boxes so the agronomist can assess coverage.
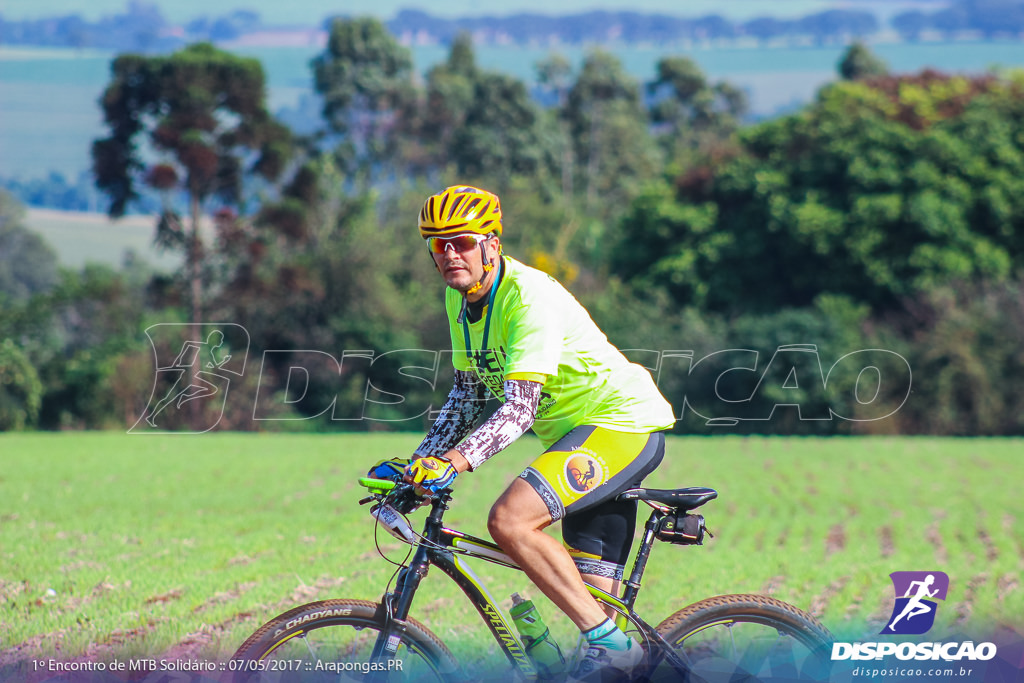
[488,478,609,632]
[582,575,622,620]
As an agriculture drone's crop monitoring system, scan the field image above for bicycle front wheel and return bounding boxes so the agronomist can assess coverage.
[228,599,461,683]
[649,594,833,682]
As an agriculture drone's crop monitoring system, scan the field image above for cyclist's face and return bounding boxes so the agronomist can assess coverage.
[431,233,500,298]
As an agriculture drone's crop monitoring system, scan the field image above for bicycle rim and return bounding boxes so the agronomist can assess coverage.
[649,594,834,683]
[229,599,460,683]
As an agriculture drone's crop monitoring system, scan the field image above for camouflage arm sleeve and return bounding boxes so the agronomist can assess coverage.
[456,379,541,470]
[413,370,488,458]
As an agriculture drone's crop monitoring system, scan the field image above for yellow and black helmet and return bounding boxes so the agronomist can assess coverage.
[419,185,502,239]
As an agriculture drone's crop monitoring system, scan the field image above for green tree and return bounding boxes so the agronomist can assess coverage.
[648,56,747,168]
[203,158,450,429]
[613,69,1024,313]
[313,17,415,185]
[92,42,290,327]
[897,280,1024,435]
[837,41,889,81]
[418,31,478,167]
[450,71,548,189]
[0,190,59,304]
[35,263,153,429]
[536,53,576,199]
[564,49,659,213]
[0,339,42,430]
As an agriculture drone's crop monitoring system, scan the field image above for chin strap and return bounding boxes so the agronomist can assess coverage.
[458,246,502,325]
[464,241,497,297]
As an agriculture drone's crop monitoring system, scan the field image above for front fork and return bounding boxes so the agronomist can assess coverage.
[367,491,450,673]
[369,542,431,663]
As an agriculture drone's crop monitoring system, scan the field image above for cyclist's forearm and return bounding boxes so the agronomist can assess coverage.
[414,370,487,458]
[437,448,471,473]
[456,379,540,470]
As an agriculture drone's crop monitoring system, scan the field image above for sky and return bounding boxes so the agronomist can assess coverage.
[1,0,947,25]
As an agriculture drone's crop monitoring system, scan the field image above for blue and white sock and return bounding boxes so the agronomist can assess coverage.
[582,618,632,651]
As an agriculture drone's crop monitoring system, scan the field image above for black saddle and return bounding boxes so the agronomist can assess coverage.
[617,486,718,511]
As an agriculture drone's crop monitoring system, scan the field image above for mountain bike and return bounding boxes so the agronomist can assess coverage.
[228,477,833,682]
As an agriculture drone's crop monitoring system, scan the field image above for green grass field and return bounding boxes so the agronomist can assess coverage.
[24,209,183,271]
[1,433,1021,673]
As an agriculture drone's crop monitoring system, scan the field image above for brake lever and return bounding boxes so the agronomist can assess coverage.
[386,483,429,514]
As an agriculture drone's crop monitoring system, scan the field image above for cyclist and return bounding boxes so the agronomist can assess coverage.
[369,185,675,682]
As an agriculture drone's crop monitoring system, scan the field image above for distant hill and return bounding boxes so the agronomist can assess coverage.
[384,8,878,45]
[4,1,1021,52]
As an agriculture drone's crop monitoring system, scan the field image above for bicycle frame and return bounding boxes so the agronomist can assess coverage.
[366,488,691,679]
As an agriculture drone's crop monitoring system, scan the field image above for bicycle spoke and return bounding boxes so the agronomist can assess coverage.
[734,625,774,680]
[299,634,349,682]
[765,632,799,680]
[301,634,318,662]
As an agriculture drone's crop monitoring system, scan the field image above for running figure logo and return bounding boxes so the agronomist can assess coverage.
[132,323,249,433]
[881,571,950,635]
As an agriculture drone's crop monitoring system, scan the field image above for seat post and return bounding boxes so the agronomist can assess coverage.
[620,509,663,608]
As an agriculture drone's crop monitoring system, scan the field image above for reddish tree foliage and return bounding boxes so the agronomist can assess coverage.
[145,164,178,191]
[863,69,1003,130]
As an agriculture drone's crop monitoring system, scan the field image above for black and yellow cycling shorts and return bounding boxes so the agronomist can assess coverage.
[519,425,665,580]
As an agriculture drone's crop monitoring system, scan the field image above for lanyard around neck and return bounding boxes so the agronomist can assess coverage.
[462,258,503,362]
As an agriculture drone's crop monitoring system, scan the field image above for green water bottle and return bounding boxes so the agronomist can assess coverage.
[510,592,566,680]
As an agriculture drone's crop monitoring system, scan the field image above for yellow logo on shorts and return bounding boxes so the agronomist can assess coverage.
[565,454,604,493]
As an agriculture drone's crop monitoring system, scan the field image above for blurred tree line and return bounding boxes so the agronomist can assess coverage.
[1,20,1022,436]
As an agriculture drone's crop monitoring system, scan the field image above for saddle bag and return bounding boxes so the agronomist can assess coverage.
[656,512,707,545]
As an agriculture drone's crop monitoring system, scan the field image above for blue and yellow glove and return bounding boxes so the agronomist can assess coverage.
[367,458,411,482]
[405,456,458,494]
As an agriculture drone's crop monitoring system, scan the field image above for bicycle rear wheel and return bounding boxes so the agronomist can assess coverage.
[648,594,833,682]
[228,599,461,683]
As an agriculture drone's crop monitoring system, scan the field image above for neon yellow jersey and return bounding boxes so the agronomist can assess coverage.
[447,256,676,448]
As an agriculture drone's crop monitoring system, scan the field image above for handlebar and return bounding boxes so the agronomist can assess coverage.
[358,477,430,515]
[358,476,398,495]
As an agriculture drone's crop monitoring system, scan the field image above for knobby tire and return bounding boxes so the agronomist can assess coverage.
[228,599,460,683]
[648,594,833,682]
